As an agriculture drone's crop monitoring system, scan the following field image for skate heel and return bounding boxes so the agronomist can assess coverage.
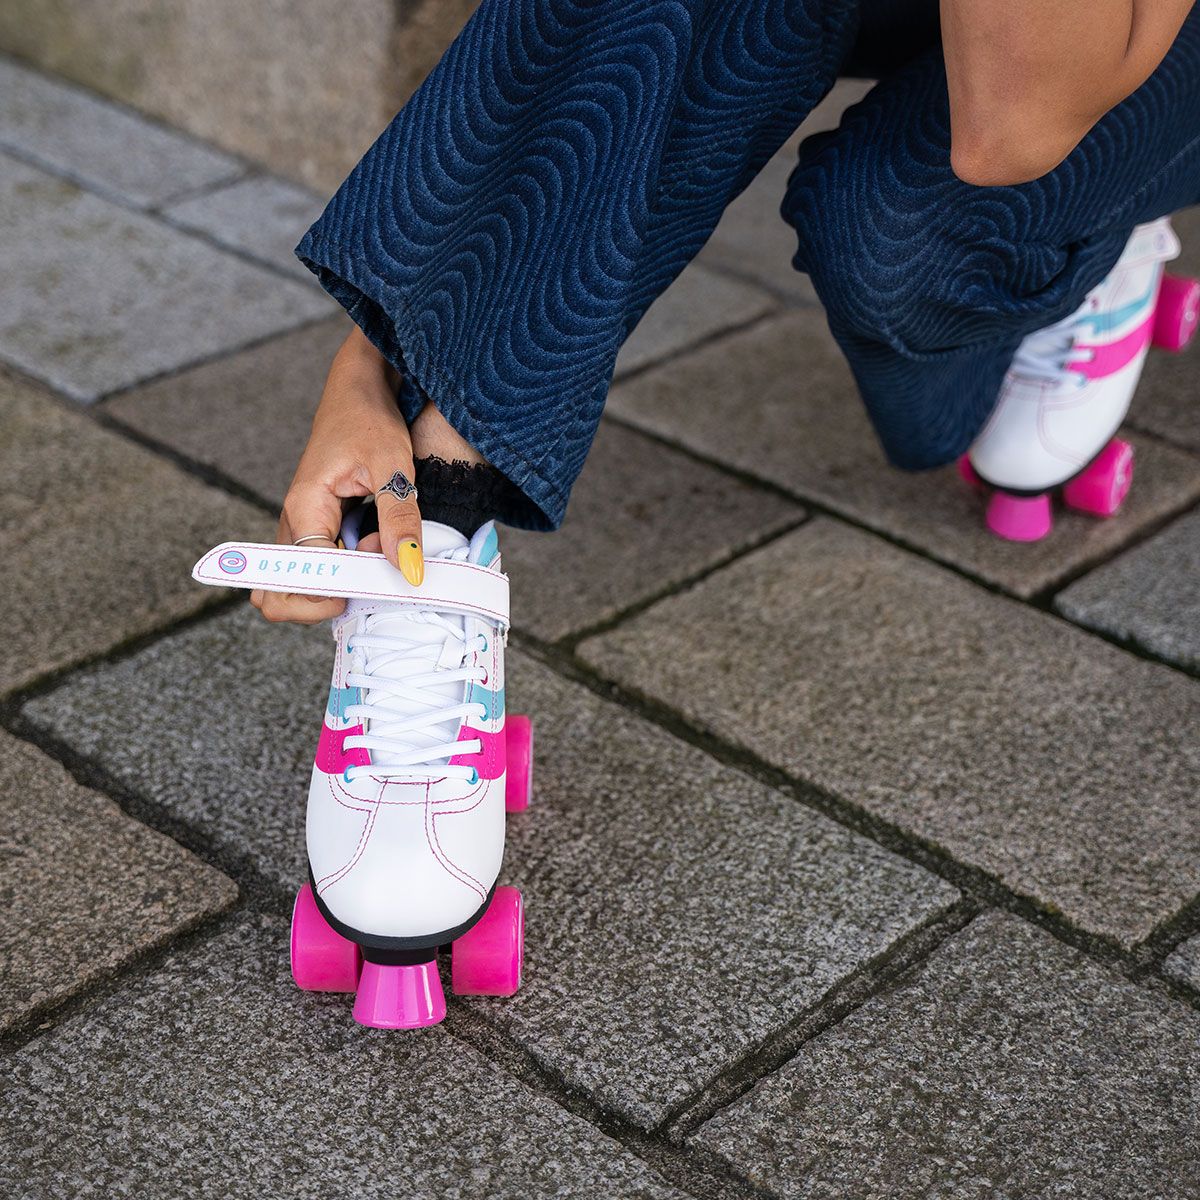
[1152,274,1200,352]
[291,883,361,992]
[452,886,524,997]
[353,960,446,1030]
[1062,438,1134,517]
[505,715,534,813]
[985,492,1053,542]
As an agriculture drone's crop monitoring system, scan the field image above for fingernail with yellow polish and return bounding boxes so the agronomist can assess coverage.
[398,541,424,587]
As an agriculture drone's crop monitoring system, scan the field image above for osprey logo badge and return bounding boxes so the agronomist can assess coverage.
[218,550,248,575]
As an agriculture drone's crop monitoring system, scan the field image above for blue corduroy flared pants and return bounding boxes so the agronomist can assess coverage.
[297,0,1200,529]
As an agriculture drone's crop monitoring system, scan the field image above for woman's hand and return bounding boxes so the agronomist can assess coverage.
[251,327,425,625]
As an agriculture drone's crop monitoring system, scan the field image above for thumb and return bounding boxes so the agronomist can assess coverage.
[372,451,424,586]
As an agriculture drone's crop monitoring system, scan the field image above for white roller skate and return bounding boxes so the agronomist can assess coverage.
[193,517,531,1029]
[960,216,1199,541]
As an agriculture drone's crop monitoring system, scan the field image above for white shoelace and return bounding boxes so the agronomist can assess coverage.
[1010,304,1093,386]
[340,558,489,783]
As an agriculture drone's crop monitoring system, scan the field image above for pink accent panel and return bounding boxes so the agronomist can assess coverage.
[352,960,446,1029]
[290,884,361,992]
[1062,439,1134,516]
[505,715,533,813]
[450,725,506,780]
[452,886,523,997]
[1070,313,1154,380]
[315,721,370,775]
[1152,274,1200,353]
[985,492,1052,542]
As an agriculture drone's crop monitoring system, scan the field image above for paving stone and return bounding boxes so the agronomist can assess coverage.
[22,608,959,1128]
[615,263,774,378]
[0,154,332,401]
[579,519,1200,949]
[163,174,327,281]
[0,731,236,1034]
[0,55,241,207]
[0,369,273,696]
[105,316,353,506]
[608,311,1200,598]
[504,421,801,640]
[1056,508,1200,671]
[0,0,478,192]
[0,916,686,1200]
[22,607,329,887]
[1164,934,1200,991]
[1130,204,1200,455]
[693,911,1200,1200]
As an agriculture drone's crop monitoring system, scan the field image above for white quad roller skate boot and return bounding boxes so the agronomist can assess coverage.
[960,217,1199,541]
[193,517,532,1029]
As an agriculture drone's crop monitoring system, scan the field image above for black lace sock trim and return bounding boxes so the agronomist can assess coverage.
[413,455,528,538]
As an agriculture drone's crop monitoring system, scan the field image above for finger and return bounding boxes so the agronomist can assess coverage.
[248,489,347,625]
[371,449,423,587]
[259,589,345,625]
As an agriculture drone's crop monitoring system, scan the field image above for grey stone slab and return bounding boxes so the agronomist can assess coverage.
[163,174,327,281]
[1164,934,1200,991]
[1056,508,1200,671]
[0,917,686,1200]
[22,608,958,1128]
[615,263,774,378]
[0,730,236,1033]
[694,912,1200,1200]
[608,311,1200,598]
[0,154,332,401]
[0,1,478,192]
[0,369,273,696]
[1129,203,1200,455]
[22,607,329,887]
[0,55,241,207]
[504,421,801,640]
[105,315,353,506]
[579,520,1200,950]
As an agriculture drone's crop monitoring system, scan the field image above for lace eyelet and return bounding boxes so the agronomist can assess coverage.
[479,670,489,685]
[343,768,354,784]
[468,768,480,785]
[479,637,489,653]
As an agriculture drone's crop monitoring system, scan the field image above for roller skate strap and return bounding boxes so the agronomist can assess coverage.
[192,542,510,627]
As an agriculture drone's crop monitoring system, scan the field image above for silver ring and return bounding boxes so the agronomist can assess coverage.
[293,534,336,546]
[377,470,418,504]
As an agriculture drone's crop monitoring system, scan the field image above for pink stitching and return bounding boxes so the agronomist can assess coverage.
[316,803,377,892]
[425,795,486,898]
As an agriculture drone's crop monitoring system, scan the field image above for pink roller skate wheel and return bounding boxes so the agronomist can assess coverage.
[352,960,446,1029]
[1062,438,1134,517]
[985,492,1052,542]
[451,886,523,997]
[957,455,984,491]
[505,714,533,813]
[291,883,362,992]
[1152,274,1200,352]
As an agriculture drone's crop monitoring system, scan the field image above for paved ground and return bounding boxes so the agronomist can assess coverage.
[2,57,1199,1199]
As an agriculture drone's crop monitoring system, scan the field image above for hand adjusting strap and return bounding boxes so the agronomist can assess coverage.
[192,542,510,628]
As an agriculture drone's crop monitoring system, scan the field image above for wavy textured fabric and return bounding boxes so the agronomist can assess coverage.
[298,0,1200,529]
